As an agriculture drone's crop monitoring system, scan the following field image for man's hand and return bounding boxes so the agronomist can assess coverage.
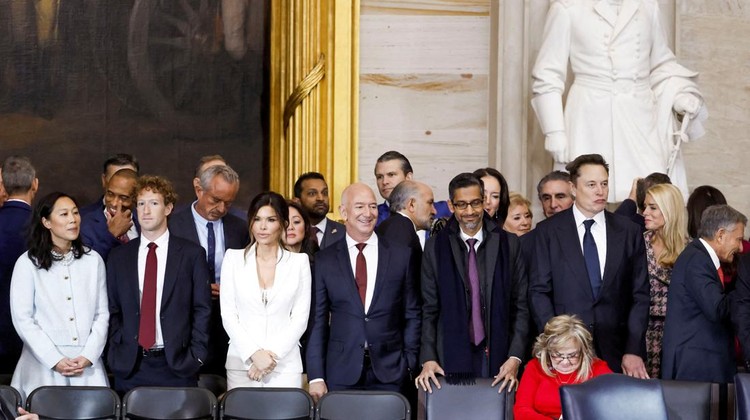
[210,283,220,298]
[106,203,133,238]
[415,360,444,393]
[628,178,641,201]
[622,354,649,379]
[492,357,521,393]
[16,407,40,420]
[309,381,328,404]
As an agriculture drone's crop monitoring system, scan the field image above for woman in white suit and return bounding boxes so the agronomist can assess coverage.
[10,192,109,401]
[221,191,312,389]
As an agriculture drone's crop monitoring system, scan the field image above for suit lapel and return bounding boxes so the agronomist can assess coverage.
[335,240,364,311]
[593,0,617,28]
[556,211,595,300]
[161,237,180,309]
[612,0,639,40]
[126,239,143,308]
[449,230,469,289]
[483,227,500,302]
[367,240,390,313]
[602,212,625,294]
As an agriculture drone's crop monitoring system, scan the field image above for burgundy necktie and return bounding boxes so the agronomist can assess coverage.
[309,226,320,246]
[466,239,485,346]
[138,242,158,349]
[355,243,367,306]
[718,267,726,289]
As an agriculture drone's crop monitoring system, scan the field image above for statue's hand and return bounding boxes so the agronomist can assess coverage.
[544,131,568,164]
[673,93,701,118]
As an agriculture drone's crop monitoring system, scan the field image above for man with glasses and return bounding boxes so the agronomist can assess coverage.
[416,173,529,393]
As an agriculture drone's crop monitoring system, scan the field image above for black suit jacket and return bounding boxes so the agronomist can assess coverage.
[306,235,421,386]
[106,234,212,379]
[734,253,750,365]
[529,207,649,372]
[320,218,345,250]
[168,206,250,253]
[662,239,735,382]
[376,212,422,274]
[0,201,31,371]
[420,216,529,367]
[80,205,140,261]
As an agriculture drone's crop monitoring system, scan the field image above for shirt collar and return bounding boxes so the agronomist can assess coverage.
[142,230,170,250]
[345,232,378,249]
[315,217,328,232]
[458,224,484,244]
[190,200,222,227]
[397,211,417,232]
[699,238,721,270]
[573,204,605,227]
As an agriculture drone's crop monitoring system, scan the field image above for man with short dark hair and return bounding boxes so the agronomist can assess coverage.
[107,175,211,394]
[416,173,528,393]
[663,204,747,383]
[373,151,451,227]
[293,172,344,249]
[169,163,249,375]
[0,156,38,374]
[81,154,139,216]
[81,168,139,261]
[530,154,649,377]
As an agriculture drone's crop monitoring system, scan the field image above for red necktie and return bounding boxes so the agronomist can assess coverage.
[718,267,726,289]
[355,243,367,306]
[139,242,158,349]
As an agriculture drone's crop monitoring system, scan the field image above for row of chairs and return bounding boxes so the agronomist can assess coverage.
[0,385,411,420]
[3,373,750,419]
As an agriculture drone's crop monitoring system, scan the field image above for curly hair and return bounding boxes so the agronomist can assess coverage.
[135,175,178,206]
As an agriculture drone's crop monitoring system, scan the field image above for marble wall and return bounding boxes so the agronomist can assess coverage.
[359,0,750,229]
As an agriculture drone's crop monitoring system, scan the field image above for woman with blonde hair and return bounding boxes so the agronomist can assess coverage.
[503,193,533,236]
[642,183,688,378]
[220,192,312,389]
[514,315,611,420]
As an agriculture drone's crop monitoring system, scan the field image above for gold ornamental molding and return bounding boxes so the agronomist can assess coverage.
[269,1,359,216]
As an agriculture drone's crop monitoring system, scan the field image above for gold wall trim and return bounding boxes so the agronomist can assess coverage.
[269,1,359,217]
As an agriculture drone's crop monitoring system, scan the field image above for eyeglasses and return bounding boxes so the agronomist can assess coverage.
[551,351,580,363]
[452,199,484,210]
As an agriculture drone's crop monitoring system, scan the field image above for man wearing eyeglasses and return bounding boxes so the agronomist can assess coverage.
[416,173,529,394]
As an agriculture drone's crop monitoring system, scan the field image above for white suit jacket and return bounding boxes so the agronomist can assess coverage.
[220,246,311,372]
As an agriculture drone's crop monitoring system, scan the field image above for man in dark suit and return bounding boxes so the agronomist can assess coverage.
[169,164,249,375]
[306,183,421,402]
[416,173,528,393]
[293,172,344,249]
[81,168,139,261]
[530,154,649,377]
[373,151,451,227]
[80,153,139,216]
[0,156,37,374]
[663,205,746,383]
[376,180,436,272]
[107,175,211,394]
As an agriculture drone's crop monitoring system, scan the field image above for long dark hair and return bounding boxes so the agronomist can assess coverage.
[472,167,510,223]
[687,185,727,239]
[245,191,290,256]
[27,192,87,270]
[287,200,320,259]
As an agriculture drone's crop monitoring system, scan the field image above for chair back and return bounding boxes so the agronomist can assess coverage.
[123,387,217,420]
[0,385,21,420]
[26,386,120,420]
[316,391,409,420]
[560,374,668,420]
[220,387,313,420]
[198,374,228,399]
[660,379,712,420]
[735,373,750,420]
[418,377,512,420]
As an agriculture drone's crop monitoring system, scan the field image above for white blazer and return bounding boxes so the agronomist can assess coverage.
[220,245,312,372]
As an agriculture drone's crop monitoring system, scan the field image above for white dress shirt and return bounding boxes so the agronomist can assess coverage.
[345,233,379,313]
[314,218,328,245]
[138,231,170,348]
[572,205,607,278]
[699,238,721,270]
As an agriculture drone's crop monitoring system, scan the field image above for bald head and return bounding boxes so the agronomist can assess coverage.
[339,183,378,242]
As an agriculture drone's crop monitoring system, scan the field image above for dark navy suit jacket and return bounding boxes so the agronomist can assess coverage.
[376,201,452,227]
[80,206,140,261]
[106,235,212,379]
[167,206,250,253]
[662,239,735,383]
[0,201,31,371]
[306,235,421,386]
[529,207,649,372]
[320,218,345,250]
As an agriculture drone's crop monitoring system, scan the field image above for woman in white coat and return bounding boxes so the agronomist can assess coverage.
[10,192,109,401]
[221,191,312,389]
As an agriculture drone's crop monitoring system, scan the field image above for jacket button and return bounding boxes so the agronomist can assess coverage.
[364,317,369,322]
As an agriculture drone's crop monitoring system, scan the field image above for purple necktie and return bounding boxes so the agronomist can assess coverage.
[466,238,485,346]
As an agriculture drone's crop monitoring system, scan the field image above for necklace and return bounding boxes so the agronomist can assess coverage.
[555,372,576,385]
